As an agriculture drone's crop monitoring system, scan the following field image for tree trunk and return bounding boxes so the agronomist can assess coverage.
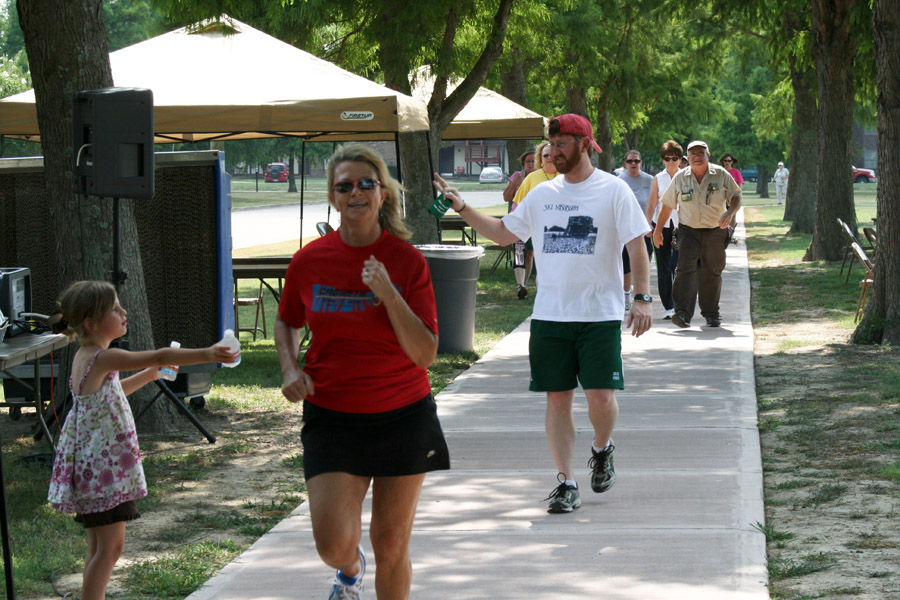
[18,0,176,431]
[500,46,532,172]
[785,51,819,233]
[382,0,513,244]
[566,82,588,117]
[756,166,770,197]
[804,0,860,261]
[623,129,640,153]
[287,150,298,193]
[594,93,614,173]
[852,0,900,344]
[401,130,440,245]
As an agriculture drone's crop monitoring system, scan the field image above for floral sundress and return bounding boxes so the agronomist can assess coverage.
[48,349,147,515]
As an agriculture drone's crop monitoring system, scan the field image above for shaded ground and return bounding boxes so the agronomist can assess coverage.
[754,319,900,599]
[3,402,306,599]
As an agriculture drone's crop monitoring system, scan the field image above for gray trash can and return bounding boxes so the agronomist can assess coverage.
[416,244,485,354]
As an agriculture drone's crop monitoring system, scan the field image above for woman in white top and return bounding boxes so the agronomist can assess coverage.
[644,140,683,319]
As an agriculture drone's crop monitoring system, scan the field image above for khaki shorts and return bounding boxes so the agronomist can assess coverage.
[528,320,624,391]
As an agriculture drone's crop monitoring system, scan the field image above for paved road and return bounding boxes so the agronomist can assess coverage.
[192,212,768,599]
[231,191,506,249]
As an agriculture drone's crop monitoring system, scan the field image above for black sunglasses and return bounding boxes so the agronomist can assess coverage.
[333,178,381,194]
[662,156,680,162]
[542,153,552,158]
[625,159,641,164]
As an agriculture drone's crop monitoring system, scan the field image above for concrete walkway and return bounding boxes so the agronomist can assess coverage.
[189,216,768,599]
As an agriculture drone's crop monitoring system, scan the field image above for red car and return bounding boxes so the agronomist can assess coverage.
[265,162,289,183]
[852,166,876,183]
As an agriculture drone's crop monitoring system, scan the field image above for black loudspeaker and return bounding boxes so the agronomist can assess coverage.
[73,87,155,199]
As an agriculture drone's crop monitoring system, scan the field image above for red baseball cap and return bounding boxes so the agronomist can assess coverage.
[549,114,603,153]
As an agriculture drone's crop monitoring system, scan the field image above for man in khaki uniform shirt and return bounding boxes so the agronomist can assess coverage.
[652,140,741,328]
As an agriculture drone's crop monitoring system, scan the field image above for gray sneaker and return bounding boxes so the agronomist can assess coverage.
[589,441,616,493]
[544,473,581,513]
[328,546,366,599]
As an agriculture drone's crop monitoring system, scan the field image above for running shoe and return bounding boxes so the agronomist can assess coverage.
[545,473,581,513]
[328,546,366,600]
[588,441,616,493]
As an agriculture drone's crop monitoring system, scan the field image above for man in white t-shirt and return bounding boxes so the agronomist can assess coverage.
[433,114,652,514]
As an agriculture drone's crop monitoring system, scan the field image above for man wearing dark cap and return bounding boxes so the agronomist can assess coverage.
[433,114,653,514]
[652,140,741,328]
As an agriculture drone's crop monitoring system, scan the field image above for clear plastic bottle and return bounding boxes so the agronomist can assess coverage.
[220,329,241,368]
[159,341,180,381]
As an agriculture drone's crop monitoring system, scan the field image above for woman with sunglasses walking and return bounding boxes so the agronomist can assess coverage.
[275,144,449,599]
[644,140,685,319]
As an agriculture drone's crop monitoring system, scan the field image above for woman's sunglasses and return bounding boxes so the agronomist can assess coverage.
[662,156,680,162]
[333,178,381,194]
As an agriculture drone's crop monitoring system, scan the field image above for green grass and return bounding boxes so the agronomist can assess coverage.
[753,521,797,544]
[767,552,838,579]
[124,540,243,598]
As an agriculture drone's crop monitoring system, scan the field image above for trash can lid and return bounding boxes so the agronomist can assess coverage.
[415,244,486,260]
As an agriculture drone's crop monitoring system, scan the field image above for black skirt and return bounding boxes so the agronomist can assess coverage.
[301,394,450,480]
[75,500,140,528]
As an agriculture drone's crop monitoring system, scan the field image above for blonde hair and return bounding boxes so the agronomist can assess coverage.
[327,144,411,240]
[52,280,117,341]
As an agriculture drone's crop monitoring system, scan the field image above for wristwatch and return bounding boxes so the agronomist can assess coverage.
[633,293,653,304]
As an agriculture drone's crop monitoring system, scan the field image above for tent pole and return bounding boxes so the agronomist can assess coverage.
[424,131,442,240]
[327,141,336,223]
[299,141,306,248]
[394,133,403,184]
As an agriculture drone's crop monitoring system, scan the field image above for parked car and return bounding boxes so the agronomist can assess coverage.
[478,166,505,184]
[852,166,876,183]
[265,162,289,183]
[740,167,758,182]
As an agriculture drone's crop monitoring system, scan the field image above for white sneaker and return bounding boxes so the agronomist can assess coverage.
[624,289,633,311]
[663,308,675,320]
[329,546,366,599]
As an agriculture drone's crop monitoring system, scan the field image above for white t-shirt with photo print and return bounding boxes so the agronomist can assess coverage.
[502,168,651,322]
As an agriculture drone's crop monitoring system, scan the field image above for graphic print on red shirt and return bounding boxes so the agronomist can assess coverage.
[278,230,437,414]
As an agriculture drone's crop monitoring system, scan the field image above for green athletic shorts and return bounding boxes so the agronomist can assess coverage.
[528,319,624,391]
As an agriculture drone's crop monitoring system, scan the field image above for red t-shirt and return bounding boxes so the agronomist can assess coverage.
[278,229,438,414]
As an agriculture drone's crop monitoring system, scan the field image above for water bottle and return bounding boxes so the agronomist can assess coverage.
[428,192,453,218]
[220,329,241,368]
[159,341,180,381]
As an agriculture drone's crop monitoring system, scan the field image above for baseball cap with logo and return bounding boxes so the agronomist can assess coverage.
[549,114,603,153]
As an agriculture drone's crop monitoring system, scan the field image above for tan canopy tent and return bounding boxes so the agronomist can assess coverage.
[412,72,547,140]
[0,17,429,143]
[441,86,546,140]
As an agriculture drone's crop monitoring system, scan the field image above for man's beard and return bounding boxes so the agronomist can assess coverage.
[553,148,580,174]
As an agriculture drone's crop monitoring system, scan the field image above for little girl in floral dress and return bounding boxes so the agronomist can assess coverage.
[48,280,237,600]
